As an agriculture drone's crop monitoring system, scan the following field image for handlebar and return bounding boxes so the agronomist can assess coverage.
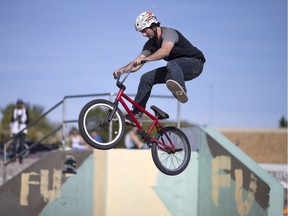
[116,60,148,85]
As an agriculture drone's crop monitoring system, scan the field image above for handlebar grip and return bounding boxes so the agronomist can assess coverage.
[140,60,148,64]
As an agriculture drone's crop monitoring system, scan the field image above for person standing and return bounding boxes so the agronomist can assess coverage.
[10,99,29,163]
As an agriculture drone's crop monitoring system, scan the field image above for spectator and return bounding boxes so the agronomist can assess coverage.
[69,127,90,150]
[10,99,29,163]
[90,129,102,142]
[125,127,147,149]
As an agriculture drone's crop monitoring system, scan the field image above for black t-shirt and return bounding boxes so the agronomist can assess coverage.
[141,27,205,62]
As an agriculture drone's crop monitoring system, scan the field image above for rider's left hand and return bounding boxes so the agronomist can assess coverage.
[113,69,123,79]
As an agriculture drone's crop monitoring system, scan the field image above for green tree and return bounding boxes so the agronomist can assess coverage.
[0,103,59,144]
[279,116,287,128]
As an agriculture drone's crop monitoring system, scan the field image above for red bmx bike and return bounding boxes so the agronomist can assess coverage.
[78,64,191,175]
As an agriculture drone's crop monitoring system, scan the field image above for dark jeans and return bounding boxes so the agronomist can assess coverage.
[133,57,204,111]
[12,132,26,158]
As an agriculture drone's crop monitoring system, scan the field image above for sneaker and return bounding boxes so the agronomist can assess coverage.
[166,79,188,103]
[18,157,23,164]
[124,112,143,126]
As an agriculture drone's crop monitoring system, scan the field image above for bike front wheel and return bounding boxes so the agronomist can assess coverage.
[152,126,191,175]
[78,99,126,150]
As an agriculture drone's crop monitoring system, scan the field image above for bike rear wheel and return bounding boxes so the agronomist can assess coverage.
[152,126,191,175]
[78,99,126,150]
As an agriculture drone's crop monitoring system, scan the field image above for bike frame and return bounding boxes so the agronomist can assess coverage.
[111,80,176,152]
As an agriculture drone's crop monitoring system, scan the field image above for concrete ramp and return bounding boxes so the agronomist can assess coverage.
[0,127,284,216]
[0,150,92,216]
[198,127,283,216]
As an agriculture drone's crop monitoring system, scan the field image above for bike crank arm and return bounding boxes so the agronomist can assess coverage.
[173,148,183,153]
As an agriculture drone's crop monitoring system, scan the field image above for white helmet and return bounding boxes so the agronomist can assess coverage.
[134,11,159,32]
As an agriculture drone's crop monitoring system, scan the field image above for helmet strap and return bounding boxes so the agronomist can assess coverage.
[150,25,158,41]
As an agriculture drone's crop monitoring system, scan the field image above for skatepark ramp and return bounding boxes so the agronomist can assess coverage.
[0,127,284,216]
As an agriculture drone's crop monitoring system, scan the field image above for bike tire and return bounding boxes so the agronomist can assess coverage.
[17,143,29,158]
[151,126,191,175]
[78,99,126,150]
[22,143,29,158]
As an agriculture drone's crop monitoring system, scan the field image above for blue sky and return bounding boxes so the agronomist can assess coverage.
[0,0,287,128]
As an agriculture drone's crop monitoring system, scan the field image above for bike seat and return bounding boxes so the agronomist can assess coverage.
[150,105,169,120]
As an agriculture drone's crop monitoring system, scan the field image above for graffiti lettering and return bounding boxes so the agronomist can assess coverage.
[212,156,258,216]
[20,169,62,206]
[235,170,257,216]
[212,155,231,207]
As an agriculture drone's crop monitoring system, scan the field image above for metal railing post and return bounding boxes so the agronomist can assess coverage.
[62,98,66,150]
[108,92,115,142]
[3,142,7,183]
[177,101,181,128]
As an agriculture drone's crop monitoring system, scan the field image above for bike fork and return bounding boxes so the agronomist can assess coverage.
[100,100,120,126]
